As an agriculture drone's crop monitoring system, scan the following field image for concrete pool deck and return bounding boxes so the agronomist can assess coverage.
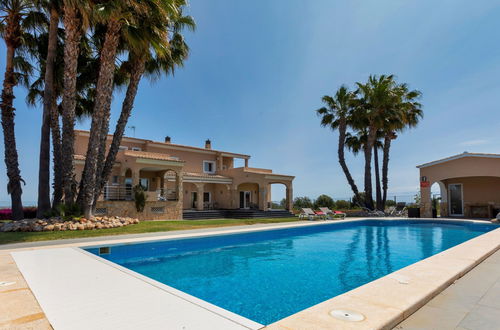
[1,218,499,329]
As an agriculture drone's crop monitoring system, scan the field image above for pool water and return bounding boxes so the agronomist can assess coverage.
[85,220,498,325]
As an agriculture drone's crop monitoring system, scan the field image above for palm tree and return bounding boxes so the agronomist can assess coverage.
[380,83,422,207]
[345,129,384,210]
[26,24,96,209]
[95,2,194,204]
[0,0,32,220]
[60,0,89,205]
[33,0,60,217]
[354,75,398,210]
[316,86,362,203]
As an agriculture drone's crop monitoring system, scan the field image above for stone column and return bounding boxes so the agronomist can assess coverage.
[131,169,140,186]
[177,171,183,203]
[420,185,432,218]
[195,183,204,210]
[259,187,268,211]
[244,158,249,168]
[286,184,293,211]
[230,186,238,209]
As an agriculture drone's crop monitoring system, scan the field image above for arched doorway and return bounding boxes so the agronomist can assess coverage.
[430,181,447,217]
[268,183,287,210]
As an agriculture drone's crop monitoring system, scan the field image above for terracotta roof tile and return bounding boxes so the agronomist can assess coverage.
[124,150,184,162]
[183,172,231,180]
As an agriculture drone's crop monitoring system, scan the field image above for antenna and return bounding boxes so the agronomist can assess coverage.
[127,126,136,137]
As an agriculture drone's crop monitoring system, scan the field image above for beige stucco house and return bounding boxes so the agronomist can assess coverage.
[418,152,500,219]
[73,130,294,220]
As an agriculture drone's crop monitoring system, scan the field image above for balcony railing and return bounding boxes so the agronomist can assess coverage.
[103,185,178,201]
[103,185,133,201]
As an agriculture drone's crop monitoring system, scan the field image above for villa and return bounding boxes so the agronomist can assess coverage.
[73,130,295,220]
[418,152,500,218]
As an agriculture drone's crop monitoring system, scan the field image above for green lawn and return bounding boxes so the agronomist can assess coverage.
[0,218,299,245]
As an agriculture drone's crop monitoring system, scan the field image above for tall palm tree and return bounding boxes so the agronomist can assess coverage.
[78,0,182,217]
[60,0,89,205]
[95,2,194,204]
[345,129,384,210]
[316,86,362,203]
[354,75,398,210]
[0,0,32,220]
[33,0,60,216]
[380,83,422,207]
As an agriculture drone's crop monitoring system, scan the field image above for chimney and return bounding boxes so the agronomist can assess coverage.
[205,139,212,149]
[165,136,171,144]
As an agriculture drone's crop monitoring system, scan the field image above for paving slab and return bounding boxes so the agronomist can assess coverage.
[396,250,500,330]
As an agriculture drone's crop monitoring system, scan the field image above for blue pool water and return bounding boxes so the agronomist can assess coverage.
[85,220,498,325]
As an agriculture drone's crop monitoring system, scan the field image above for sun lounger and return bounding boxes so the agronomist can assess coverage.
[299,208,320,221]
[319,207,346,220]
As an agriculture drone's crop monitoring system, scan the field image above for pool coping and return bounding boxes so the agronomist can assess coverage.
[76,247,264,329]
[265,220,500,330]
[5,218,500,329]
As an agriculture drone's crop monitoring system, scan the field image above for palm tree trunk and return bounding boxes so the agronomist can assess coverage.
[79,19,122,218]
[1,15,24,220]
[374,144,383,211]
[363,125,377,210]
[61,4,82,205]
[382,133,392,207]
[338,118,361,202]
[51,101,63,209]
[37,5,59,217]
[94,57,146,203]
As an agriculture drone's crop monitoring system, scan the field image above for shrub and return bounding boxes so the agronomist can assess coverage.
[293,196,313,210]
[56,203,82,220]
[133,184,146,212]
[314,194,335,209]
[334,200,350,210]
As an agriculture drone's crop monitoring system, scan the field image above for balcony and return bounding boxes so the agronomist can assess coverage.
[103,185,178,202]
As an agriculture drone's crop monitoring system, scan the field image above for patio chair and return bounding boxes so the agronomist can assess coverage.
[319,207,346,220]
[394,202,407,217]
[299,208,320,221]
[314,210,327,220]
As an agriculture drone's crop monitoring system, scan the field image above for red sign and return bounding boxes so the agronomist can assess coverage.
[420,181,430,188]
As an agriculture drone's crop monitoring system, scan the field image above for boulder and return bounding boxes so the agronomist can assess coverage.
[43,225,54,231]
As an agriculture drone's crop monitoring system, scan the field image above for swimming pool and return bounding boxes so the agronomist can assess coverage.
[85,219,498,325]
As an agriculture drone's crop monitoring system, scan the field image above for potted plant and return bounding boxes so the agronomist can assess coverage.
[407,193,421,218]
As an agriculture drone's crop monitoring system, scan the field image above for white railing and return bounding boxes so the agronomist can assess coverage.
[103,185,178,201]
[103,185,133,201]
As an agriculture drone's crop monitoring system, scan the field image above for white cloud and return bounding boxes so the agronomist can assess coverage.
[458,139,489,147]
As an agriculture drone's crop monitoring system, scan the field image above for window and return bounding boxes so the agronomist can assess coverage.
[118,146,128,151]
[203,161,216,173]
[140,178,149,191]
[203,192,211,203]
[131,147,142,151]
[111,175,119,184]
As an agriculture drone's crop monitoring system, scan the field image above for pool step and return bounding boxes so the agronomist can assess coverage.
[182,209,294,220]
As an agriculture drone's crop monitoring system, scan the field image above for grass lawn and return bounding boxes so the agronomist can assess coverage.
[0,218,299,245]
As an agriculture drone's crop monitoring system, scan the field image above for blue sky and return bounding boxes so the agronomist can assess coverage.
[1,0,500,205]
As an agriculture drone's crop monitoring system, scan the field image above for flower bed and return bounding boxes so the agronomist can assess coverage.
[0,207,38,220]
[0,216,139,232]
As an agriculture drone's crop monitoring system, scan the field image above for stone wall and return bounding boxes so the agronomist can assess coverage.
[95,200,182,220]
